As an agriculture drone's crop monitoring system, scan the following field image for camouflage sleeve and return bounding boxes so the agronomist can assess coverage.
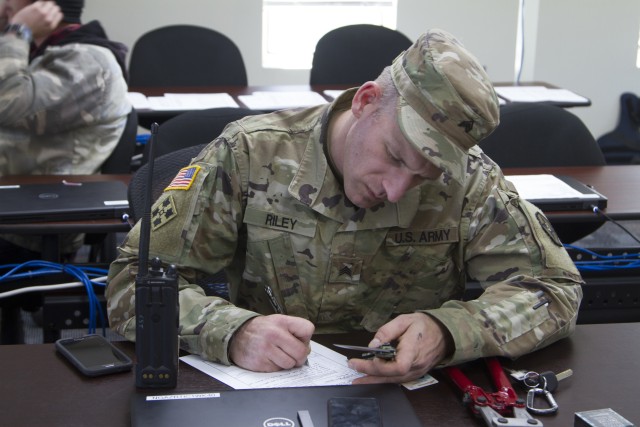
[0,38,124,133]
[0,36,30,121]
[106,137,260,365]
[425,166,583,366]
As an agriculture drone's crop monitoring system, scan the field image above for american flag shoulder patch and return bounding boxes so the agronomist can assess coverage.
[165,165,201,191]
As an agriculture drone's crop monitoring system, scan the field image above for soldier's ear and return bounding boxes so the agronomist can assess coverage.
[351,82,382,118]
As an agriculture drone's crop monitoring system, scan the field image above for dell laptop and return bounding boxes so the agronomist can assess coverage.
[0,180,129,223]
[506,174,608,212]
[131,383,422,427]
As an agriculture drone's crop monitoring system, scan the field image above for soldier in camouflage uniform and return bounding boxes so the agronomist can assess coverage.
[107,29,583,383]
[0,0,130,259]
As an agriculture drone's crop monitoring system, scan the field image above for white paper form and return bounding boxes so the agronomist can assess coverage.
[506,174,600,200]
[146,93,239,110]
[495,86,589,104]
[126,92,151,109]
[323,90,345,100]
[238,91,328,110]
[180,341,365,390]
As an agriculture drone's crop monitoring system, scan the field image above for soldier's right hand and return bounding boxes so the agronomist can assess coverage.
[11,1,62,41]
[228,314,315,372]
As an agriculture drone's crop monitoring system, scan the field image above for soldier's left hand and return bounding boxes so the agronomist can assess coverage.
[349,313,453,384]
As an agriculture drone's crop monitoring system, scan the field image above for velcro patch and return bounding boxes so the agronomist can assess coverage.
[536,211,562,247]
[165,165,201,191]
[151,194,178,230]
[244,207,316,238]
[328,255,363,284]
[386,227,458,246]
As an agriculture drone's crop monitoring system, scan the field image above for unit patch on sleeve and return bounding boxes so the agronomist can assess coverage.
[151,194,178,230]
[165,165,201,191]
[535,211,562,247]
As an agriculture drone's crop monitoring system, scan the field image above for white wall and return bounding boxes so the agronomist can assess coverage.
[532,0,640,139]
[84,0,640,139]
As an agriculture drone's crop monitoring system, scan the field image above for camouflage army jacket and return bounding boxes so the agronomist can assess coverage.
[0,31,130,176]
[107,91,583,367]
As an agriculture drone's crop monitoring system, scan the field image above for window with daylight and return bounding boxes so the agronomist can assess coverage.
[262,0,398,69]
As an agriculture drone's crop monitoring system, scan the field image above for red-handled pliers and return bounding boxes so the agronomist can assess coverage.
[444,358,544,427]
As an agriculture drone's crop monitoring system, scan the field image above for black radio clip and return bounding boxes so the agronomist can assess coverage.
[134,123,179,388]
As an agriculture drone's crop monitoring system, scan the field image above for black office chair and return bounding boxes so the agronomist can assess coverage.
[480,102,606,243]
[310,24,412,86]
[597,92,640,165]
[101,108,138,174]
[84,109,138,263]
[128,144,228,294]
[128,144,207,223]
[129,25,248,88]
[142,107,262,166]
[481,102,606,167]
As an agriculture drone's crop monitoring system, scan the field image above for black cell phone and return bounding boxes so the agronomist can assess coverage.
[55,334,133,377]
[327,397,382,427]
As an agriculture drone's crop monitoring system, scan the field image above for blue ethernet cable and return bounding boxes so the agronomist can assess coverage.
[0,261,109,335]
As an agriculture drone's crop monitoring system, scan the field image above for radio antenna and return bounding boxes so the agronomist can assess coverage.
[134,122,179,389]
[137,122,158,277]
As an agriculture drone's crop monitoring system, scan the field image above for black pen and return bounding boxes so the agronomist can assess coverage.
[265,285,284,314]
[264,285,309,366]
[533,290,550,310]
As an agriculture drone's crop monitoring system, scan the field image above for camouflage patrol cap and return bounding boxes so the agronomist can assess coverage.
[391,29,500,184]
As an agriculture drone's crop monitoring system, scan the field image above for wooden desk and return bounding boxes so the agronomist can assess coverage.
[129,84,352,128]
[503,165,640,223]
[1,324,638,426]
[131,82,589,128]
[2,168,633,243]
[5,168,633,240]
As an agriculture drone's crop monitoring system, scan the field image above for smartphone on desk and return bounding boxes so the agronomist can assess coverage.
[55,334,132,377]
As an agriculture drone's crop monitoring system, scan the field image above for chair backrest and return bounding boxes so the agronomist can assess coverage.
[101,108,138,174]
[310,24,412,86]
[141,107,263,165]
[597,92,640,164]
[128,144,207,224]
[128,143,228,293]
[129,25,247,88]
[479,102,606,167]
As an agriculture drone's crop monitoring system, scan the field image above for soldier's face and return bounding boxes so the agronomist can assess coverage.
[341,98,441,208]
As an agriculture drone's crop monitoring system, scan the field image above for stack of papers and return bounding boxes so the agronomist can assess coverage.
[238,91,328,110]
[127,92,239,110]
[495,86,589,104]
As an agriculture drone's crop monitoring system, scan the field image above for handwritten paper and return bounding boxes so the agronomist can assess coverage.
[180,341,364,389]
[180,340,439,391]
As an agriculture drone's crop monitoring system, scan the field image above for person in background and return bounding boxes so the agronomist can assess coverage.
[0,0,131,262]
[107,29,583,384]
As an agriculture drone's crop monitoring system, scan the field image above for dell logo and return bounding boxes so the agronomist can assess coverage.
[263,418,295,427]
[38,192,59,200]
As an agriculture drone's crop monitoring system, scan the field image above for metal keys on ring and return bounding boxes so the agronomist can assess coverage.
[507,368,573,415]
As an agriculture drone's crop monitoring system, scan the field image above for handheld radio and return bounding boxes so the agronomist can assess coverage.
[134,122,179,388]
